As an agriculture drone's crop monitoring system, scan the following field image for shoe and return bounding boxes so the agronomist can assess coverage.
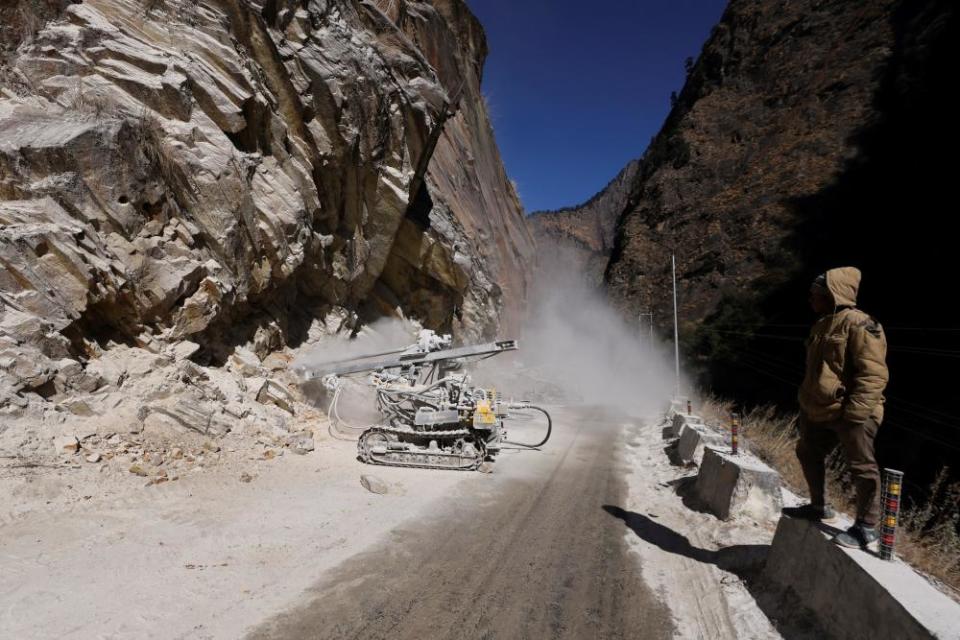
[781,503,838,523]
[833,523,880,551]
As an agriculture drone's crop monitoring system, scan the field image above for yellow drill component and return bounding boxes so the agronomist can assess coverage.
[475,399,497,424]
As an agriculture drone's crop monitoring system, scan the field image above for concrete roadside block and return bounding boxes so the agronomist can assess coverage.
[694,447,782,521]
[762,516,960,640]
[668,397,687,415]
[666,412,703,439]
[677,424,727,465]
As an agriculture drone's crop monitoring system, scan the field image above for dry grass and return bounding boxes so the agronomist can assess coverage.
[700,397,960,593]
[65,78,116,121]
[128,107,198,200]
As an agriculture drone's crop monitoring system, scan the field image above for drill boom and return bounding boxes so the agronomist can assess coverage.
[301,339,517,379]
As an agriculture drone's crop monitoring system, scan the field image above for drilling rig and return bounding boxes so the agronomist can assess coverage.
[297,330,551,471]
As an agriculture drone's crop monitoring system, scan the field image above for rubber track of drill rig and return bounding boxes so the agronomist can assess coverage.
[357,426,485,471]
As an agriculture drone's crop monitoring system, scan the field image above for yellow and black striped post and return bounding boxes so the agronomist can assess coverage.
[880,468,904,560]
[731,412,740,455]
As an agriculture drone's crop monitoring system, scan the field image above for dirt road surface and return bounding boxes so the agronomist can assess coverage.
[2,406,674,639]
[248,407,674,640]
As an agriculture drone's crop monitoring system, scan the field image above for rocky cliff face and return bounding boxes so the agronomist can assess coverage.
[528,159,638,286]
[0,0,533,459]
[600,0,959,474]
[370,0,534,337]
[604,0,955,348]
[606,0,906,327]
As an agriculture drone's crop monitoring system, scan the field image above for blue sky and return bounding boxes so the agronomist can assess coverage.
[468,0,728,213]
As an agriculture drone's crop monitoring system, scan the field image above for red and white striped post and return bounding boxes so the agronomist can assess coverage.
[730,412,740,455]
[880,468,904,560]
[687,399,692,415]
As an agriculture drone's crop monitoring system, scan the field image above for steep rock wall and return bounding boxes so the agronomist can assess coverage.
[0,0,532,416]
[528,159,638,286]
[366,0,535,337]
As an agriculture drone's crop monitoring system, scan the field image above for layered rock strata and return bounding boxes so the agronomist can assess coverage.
[0,0,532,456]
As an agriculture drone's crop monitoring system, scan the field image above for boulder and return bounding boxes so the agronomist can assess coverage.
[229,348,261,377]
[360,474,389,495]
[255,379,295,415]
[54,435,79,454]
[286,432,315,455]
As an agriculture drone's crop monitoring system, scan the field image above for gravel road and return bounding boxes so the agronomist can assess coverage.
[248,407,674,640]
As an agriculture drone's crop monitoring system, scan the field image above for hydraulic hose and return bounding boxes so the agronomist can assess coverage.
[504,405,552,448]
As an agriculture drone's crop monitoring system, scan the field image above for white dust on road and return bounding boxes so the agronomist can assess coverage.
[618,415,783,640]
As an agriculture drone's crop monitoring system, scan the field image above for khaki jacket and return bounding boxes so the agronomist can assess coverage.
[797,267,889,424]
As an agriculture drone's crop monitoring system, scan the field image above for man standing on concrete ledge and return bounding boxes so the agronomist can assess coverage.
[782,267,889,551]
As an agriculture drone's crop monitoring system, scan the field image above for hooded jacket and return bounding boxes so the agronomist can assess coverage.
[798,267,889,424]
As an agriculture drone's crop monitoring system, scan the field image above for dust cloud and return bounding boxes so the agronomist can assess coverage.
[291,243,679,419]
[291,317,419,373]
[292,317,421,427]
[475,242,679,417]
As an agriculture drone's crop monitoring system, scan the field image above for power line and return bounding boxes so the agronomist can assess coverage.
[703,328,806,343]
[885,394,960,423]
[738,345,805,375]
[734,347,960,432]
[888,346,960,359]
[736,352,802,387]
[881,418,960,454]
[733,356,960,451]
[883,400,960,433]
[703,327,960,360]
[709,323,960,332]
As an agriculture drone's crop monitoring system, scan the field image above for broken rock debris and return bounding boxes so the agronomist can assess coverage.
[360,475,390,495]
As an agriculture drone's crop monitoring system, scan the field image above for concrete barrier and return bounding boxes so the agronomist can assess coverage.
[694,447,782,521]
[666,412,703,439]
[763,516,960,639]
[668,397,688,415]
[677,423,727,465]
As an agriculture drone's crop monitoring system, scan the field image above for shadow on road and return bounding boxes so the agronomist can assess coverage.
[602,505,766,571]
[602,505,828,639]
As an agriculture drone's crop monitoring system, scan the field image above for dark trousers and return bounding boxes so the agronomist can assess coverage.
[795,415,881,527]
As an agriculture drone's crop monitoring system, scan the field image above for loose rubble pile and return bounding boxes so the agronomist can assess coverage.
[1,330,329,482]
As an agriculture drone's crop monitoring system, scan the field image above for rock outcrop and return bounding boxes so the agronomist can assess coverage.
[602,0,956,353]
[581,0,959,479]
[0,0,532,455]
[528,159,638,286]
[605,0,905,326]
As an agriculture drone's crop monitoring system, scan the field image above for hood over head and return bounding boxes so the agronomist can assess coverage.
[825,267,861,307]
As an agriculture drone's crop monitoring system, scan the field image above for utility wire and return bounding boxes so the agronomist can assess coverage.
[733,348,960,439]
[737,346,960,428]
[881,418,960,454]
[735,352,803,388]
[702,326,960,360]
[699,325,960,448]
[885,394,960,423]
[710,323,960,332]
[703,328,806,342]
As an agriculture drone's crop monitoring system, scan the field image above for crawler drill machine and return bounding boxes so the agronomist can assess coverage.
[298,331,551,471]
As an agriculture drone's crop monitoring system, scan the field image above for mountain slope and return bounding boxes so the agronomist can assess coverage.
[602,0,959,476]
[528,159,639,285]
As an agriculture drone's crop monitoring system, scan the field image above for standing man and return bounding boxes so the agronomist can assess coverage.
[783,267,889,550]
